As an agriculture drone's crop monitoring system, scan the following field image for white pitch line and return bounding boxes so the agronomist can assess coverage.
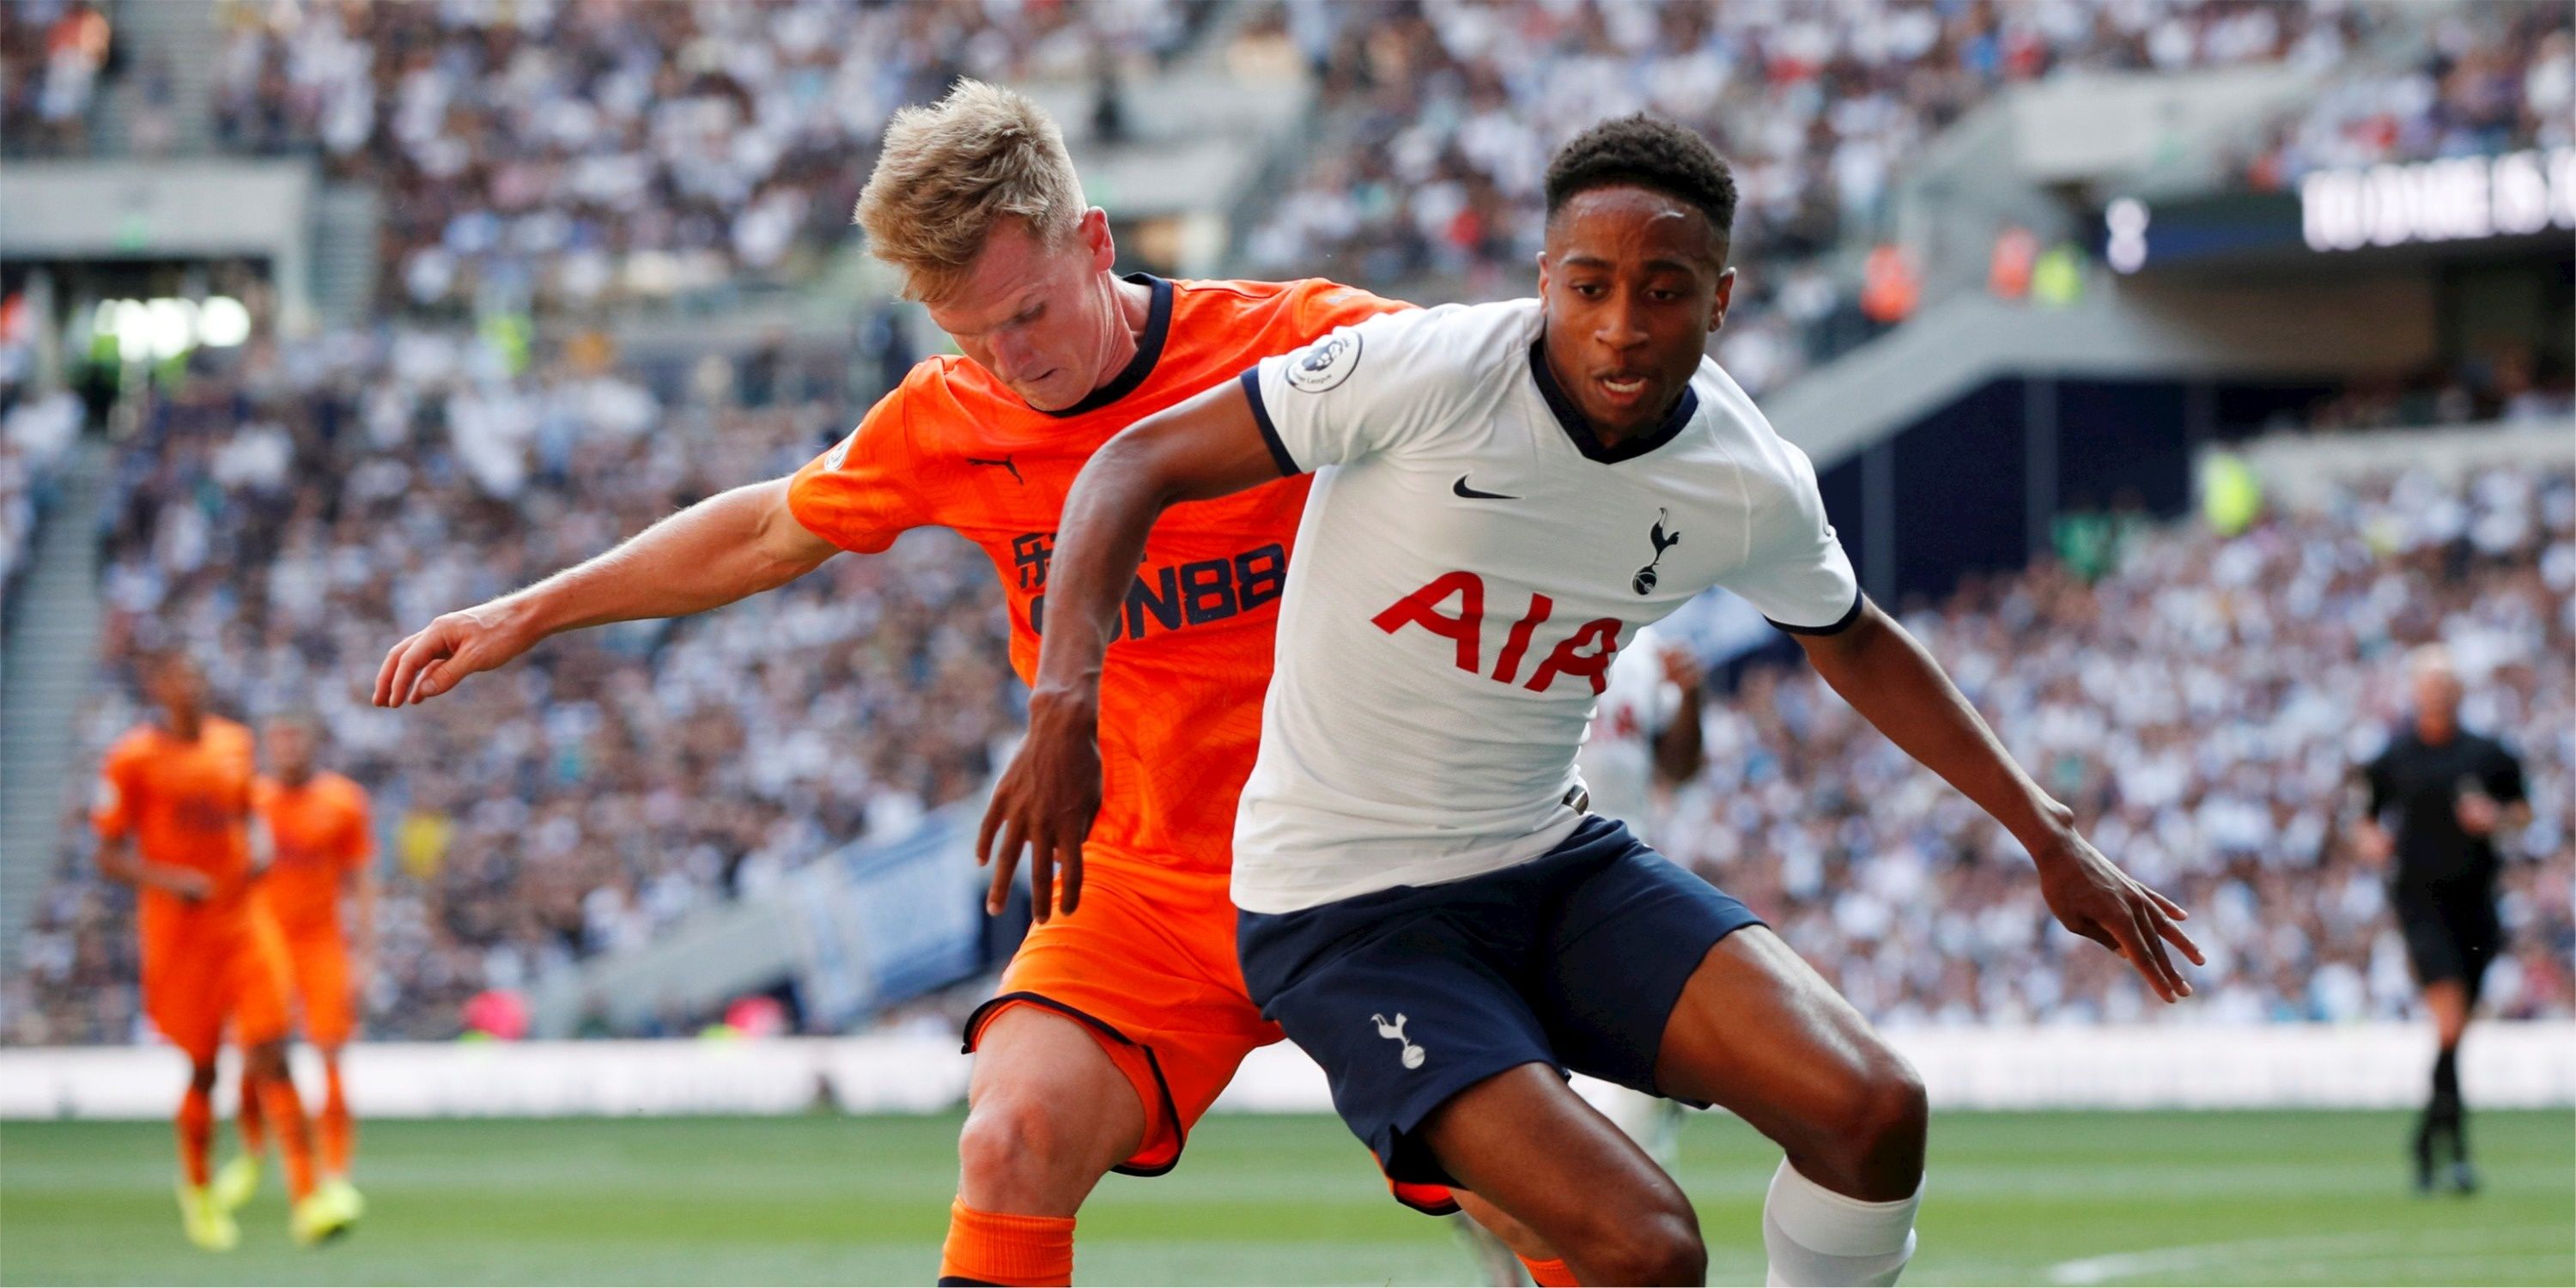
[2045,1225,2568,1285]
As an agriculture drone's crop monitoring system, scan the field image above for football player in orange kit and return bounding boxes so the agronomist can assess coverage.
[374,81,1510,1285]
[221,714,374,1218]
[93,653,355,1249]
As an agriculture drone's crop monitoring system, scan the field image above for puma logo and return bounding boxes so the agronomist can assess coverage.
[967,454,1024,484]
[1633,507,1681,595]
[1371,1012,1426,1069]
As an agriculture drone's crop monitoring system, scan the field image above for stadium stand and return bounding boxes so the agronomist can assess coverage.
[3,336,1018,1042]
[5,360,2565,1042]
[0,0,2567,1054]
[1239,0,2391,395]
[203,0,1209,315]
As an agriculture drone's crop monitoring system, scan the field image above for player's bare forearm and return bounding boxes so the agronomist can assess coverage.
[517,478,835,634]
[980,380,1284,922]
[1795,600,2064,852]
[377,478,835,707]
[1652,664,1705,787]
[1796,598,2202,999]
[1029,380,1285,706]
[95,838,210,901]
[349,866,378,969]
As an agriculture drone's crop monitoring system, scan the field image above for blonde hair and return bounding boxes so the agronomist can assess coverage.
[854,80,1085,301]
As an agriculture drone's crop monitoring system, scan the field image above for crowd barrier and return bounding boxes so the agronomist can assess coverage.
[3,1023,2568,1120]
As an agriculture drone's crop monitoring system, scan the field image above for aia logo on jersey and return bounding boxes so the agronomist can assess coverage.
[1373,571,1622,696]
[1286,331,1362,393]
[1633,508,1680,595]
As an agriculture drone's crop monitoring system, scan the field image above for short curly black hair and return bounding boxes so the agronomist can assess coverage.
[1544,114,1737,251]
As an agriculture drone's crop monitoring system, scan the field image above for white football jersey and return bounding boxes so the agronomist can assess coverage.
[1232,299,1858,913]
[1576,620,1685,840]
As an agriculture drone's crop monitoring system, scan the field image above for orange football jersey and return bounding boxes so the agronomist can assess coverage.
[788,276,1407,892]
[253,771,372,940]
[93,718,258,893]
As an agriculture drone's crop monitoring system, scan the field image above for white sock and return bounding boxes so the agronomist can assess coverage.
[1762,1157,1923,1286]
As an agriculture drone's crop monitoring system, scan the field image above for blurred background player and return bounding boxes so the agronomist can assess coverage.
[217,714,374,1220]
[90,653,353,1250]
[1455,622,1706,1287]
[2354,646,2530,1195]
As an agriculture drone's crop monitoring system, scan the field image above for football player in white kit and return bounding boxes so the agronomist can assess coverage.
[1456,623,1705,1285]
[982,116,2200,1286]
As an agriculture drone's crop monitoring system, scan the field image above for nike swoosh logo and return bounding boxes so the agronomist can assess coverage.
[1452,476,1517,500]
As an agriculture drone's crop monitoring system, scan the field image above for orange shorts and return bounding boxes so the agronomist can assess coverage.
[963,862,1279,1176]
[283,929,355,1048]
[140,902,293,1065]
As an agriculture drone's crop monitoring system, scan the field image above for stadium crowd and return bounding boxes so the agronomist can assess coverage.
[0,0,116,156]
[205,0,1200,315]
[2244,0,2573,188]
[1241,0,2384,396]
[6,321,2567,1046]
[1661,466,2576,1027]
[3,333,1019,1044]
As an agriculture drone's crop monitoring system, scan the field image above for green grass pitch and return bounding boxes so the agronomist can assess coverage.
[3,1109,2568,1285]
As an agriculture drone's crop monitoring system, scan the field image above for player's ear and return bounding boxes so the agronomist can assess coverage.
[1080,207,1115,274]
[1708,265,1737,334]
[1536,250,1553,300]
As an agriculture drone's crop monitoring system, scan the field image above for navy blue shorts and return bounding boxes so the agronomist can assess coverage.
[1236,815,1762,1194]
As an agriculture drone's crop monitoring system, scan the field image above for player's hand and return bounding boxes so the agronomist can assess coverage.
[164,869,214,902]
[374,599,541,708]
[975,689,1103,924]
[2032,829,2202,1003]
[2456,790,2500,837]
[1657,641,1703,692]
[2352,819,2395,865]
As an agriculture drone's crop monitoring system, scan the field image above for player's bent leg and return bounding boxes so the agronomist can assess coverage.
[1453,1189,1574,1286]
[957,1005,1147,1214]
[1422,1065,1705,1287]
[942,1006,1145,1286]
[1652,927,1925,1286]
[1656,928,1925,1200]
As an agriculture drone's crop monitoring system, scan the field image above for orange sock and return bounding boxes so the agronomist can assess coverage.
[319,1060,354,1178]
[255,1072,319,1202]
[1520,1255,1579,1286]
[235,1074,269,1155]
[176,1085,214,1187]
[937,1199,1075,1286]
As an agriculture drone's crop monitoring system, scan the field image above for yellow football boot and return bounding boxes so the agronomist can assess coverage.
[210,1154,261,1213]
[319,1176,367,1221]
[176,1178,240,1251]
[289,1184,357,1246]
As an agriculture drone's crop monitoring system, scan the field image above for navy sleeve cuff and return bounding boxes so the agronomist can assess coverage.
[1239,368,1303,477]
[1766,588,1867,636]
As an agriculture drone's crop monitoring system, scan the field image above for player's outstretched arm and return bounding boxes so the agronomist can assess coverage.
[374,477,837,708]
[1795,598,2204,1002]
[975,380,1285,922]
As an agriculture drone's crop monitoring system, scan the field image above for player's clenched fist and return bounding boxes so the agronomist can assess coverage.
[976,688,1103,924]
[373,600,544,708]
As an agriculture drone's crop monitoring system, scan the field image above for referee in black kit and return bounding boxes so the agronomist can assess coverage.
[2353,646,2529,1195]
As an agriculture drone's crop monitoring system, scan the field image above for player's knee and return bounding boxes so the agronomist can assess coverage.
[1808,1050,1926,1187]
[956,1091,1116,1206]
[1571,1205,1704,1286]
[188,1062,220,1094]
[1793,1046,1937,1185]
